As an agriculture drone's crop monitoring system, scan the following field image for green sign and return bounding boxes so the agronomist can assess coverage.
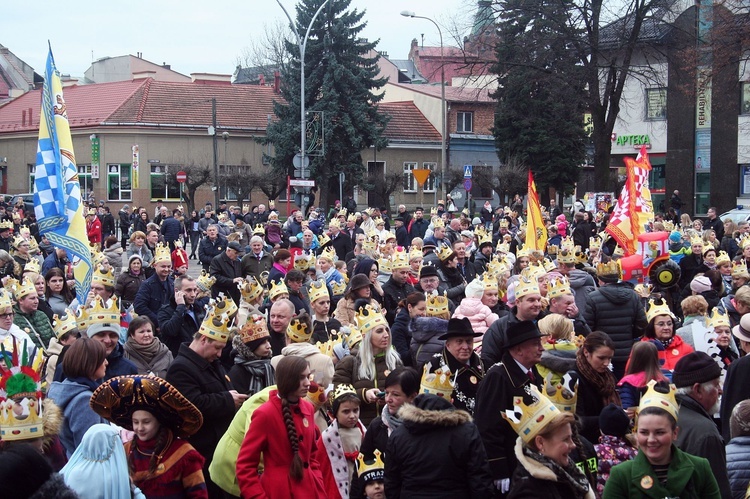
[616,134,650,146]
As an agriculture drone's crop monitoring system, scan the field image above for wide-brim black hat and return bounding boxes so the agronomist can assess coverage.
[438,317,483,340]
[90,375,203,438]
[505,320,547,348]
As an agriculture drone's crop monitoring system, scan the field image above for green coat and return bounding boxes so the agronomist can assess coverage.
[602,445,720,499]
[13,304,54,349]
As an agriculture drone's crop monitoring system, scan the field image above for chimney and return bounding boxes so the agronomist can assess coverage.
[28,108,32,126]
[21,109,26,127]
[162,62,171,70]
[258,73,266,86]
[274,71,280,94]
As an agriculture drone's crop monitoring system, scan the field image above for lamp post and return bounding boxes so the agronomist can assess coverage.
[401,10,447,204]
[276,0,331,183]
[222,131,229,200]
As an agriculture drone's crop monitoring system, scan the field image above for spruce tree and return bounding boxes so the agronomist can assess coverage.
[265,0,389,208]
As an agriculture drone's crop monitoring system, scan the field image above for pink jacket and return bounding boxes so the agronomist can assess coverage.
[452,297,499,336]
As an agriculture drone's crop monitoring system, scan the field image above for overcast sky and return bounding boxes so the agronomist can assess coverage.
[4,0,476,78]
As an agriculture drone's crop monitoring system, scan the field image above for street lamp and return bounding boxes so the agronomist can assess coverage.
[222,131,229,201]
[401,10,448,204]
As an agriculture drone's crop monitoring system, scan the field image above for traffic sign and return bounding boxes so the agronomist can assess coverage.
[176,171,187,183]
[293,153,310,170]
[463,178,473,191]
[289,179,315,187]
[463,165,473,178]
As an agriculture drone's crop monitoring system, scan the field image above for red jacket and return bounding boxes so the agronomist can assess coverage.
[236,391,327,499]
[635,334,694,372]
[87,217,102,244]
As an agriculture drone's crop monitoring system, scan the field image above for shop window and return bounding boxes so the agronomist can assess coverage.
[150,164,180,200]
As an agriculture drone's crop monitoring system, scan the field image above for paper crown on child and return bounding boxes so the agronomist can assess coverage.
[0,339,46,441]
[356,450,385,484]
[152,243,172,264]
[332,383,357,403]
[356,304,388,335]
[420,364,454,401]
[52,309,79,339]
[637,379,679,423]
[308,279,329,304]
[196,271,216,293]
[547,276,572,299]
[707,307,730,330]
[515,276,541,299]
[543,371,579,413]
[287,314,312,343]
[92,265,115,288]
[316,329,341,358]
[645,298,675,323]
[239,277,264,303]
[269,280,289,300]
[502,384,561,444]
[239,314,270,345]
[426,292,450,317]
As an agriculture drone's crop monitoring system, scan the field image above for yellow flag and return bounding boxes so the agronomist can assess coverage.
[526,170,548,251]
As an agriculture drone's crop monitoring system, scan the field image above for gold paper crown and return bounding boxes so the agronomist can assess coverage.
[0,289,12,311]
[547,276,572,299]
[23,259,41,274]
[328,218,341,229]
[373,217,385,226]
[356,304,388,334]
[90,248,106,267]
[663,221,675,231]
[377,256,391,274]
[331,280,347,296]
[75,303,92,332]
[596,259,621,278]
[92,265,115,288]
[12,235,26,249]
[332,383,357,402]
[338,208,348,218]
[645,298,675,323]
[211,294,238,319]
[486,256,510,277]
[543,371,578,413]
[3,278,19,298]
[0,339,45,441]
[253,224,265,235]
[196,270,216,293]
[390,247,410,270]
[86,296,121,332]
[732,260,749,277]
[287,315,312,343]
[347,214,357,223]
[740,236,750,250]
[716,250,731,266]
[515,275,541,299]
[426,292,450,317]
[637,380,678,423]
[238,314,269,344]
[239,277,263,303]
[612,245,625,257]
[342,325,363,350]
[53,309,79,339]
[294,254,313,271]
[362,235,378,253]
[153,243,171,264]
[499,219,509,229]
[420,364,454,401]
[634,283,653,298]
[707,307,730,330]
[308,279,329,304]
[480,272,498,291]
[356,449,385,482]
[430,207,438,217]
[520,263,545,283]
[437,245,454,262]
[317,232,331,248]
[409,246,423,262]
[476,229,492,247]
[432,217,445,229]
[560,237,575,253]
[319,246,336,262]
[502,384,561,444]
[541,258,556,273]
[197,307,232,343]
[516,244,531,258]
[574,247,589,266]
[690,234,704,246]
[0,220,12,230]
[269,280,289,299]
[13,277,37,300]
[588,237,602,251]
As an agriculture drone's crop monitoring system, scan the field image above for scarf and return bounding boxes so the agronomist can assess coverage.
[381,404,403,436]
[576,348,621,407]
[522,445,591,498]
[125,336,162,362]
[68,376,101,391]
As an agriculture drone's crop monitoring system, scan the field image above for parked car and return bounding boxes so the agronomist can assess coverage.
[720,208,750,225]
[8,193,34,214]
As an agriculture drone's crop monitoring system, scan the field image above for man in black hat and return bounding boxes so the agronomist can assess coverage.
[673,351,731,498]
[393,216,409,248]
[474,320,547,497]
[209,241,244,305]
[472,237,494,275]
[425,317,484,415]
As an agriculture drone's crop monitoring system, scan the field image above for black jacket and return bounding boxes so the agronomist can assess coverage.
[209,252,242,305]
[391,307,412,366]
[133,274,175,329]
[381,277,414,324]
[198,235,227,271]
[385,395,494,499]
[481,308,546,367]
[165,343,236,463]
[158,299,207,356]
[328,231,353,262]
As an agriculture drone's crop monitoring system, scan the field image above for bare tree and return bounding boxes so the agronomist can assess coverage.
[247,170,288,203]
[235,20,293,76]
[163,159,212,215]
[491,155,527,204]
[361,171,403,212]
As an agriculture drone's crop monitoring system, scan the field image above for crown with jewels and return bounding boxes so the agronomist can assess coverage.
[75,303,92,332]
[356,304,388,334]
[269,280,289,300]
[733,260,749,277]
[294,254,313,271]
[12,235,27,250]
[92,265,115,288]
[153,243,171,264]
[596,259,622,279]
[499,219,509,230]
[541,258,556,273]
[377,256,392,273]
[356,449,385,483]
[516,244,531,259]
[389,246,410,270]
[362,235,378,253]
[253,224,265,236]
[13,277,37,300]
[319,246,336,263]
[383,230,396,243]
[480,272,498,291]
[317,232,331,248]
[560,237,575,253]
[373,217,385,227]
[316,329,341,357]
[85,296,121,334]
[520,263,545,282]
[238,314,269,345]
[328,218,341,229]
[308,279,329,304]
[574,247,589,266]
[332,383,357,403]
[430,207,438,217]
[740,236,750,250]
[23,259,41,275]
[210,294,238,319]
[690,234,704,247]
[331,280,347,296]
[645,298,675,323]
[197,306,233,343]
[437,245,454,262]
[637,380,678,423]
[515,275,541,299]
[432,217,445,229]
[287,313,312,343]
[0,220,13,230]
[420,364,454,401]
[239,277,264,303]
[0,289,11,311]
[340,325,363,350]
[486,256,511,278]
[53,309,79,339]
[90,248,107,268]
[409,246,423,262]
[543,371,578,413]
[196,271,216,293]
[496,241,510,253]
[426,291,450,317]
[707,307,730,330]
[503,384,561,444]
[588,237,602,251]
[556,249,576,265]
[715,250,731,266]
[347,213,357,223]
[338,208,348,218]
[0,339,46,441]
[547,276,572,299]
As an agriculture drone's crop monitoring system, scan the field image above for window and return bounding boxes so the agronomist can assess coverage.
[150,164,180,200]
[403,162,436,193]
[456,111,474,133]
[28,164,35,192]
[219,164,252,201]
[695,171,710,215]
[646,88,667,120]
[107,164,132,201]
[77,165,92,195]
[742,83,750,115]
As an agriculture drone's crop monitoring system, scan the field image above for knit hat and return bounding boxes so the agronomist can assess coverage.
[464,278,484,299]
[672,351,722,388]
[690,275,712,294]
[599,403,630,438]
[669,231,682,243]
[472,217,482,226]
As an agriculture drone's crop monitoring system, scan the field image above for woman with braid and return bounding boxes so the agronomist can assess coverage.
[236,355,327,498]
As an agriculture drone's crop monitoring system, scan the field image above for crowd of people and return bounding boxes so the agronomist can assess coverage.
[2,193,750,499]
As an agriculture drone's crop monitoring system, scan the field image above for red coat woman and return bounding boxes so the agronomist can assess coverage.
[236,356,327,499]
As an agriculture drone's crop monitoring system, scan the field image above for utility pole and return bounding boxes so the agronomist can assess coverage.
[212,98,219,209]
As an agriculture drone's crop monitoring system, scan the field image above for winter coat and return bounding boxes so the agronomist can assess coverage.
[602,444,720,499]
[115,270,146,309]
[103,244,123,279]
[271,343,334,389]
[333,296,379,327]
[574,364,615,444]
[103,344,138,381]
[240,250,274,282]
[46,293,72,318]
[675,394,732,498]
[265,222,283,245]
[727,435,750,499]
[209,252,242,305]
[385,396,494,499]
[426,349,484,415]
[160,216,182,244]
[409,316,447,371]
[333,352,397,426]
[390,307,412,366]
[13,304,54,349]
[595,434,638,497]
[29,473,80,499]
[481,308,546,367]
[158,301,207,356]
[537,342,578,384]
[568,269,596,315]
[633,335,693,372]
[123,337,174,378]
[381,277,414,324]
[165,344,236,465]
[452,296,499,336]
[47,378,107,458]
[722,356,750,442]
[126,243,153,267]
[508,438,595,499]
[134,274,175,329]
[236,392,327,499]
[198,235,226,271]
[583,282,647,371]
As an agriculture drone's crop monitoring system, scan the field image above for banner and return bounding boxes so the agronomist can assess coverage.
[33,46,92,300]
[525,170,547,251]
[132,145,139,189]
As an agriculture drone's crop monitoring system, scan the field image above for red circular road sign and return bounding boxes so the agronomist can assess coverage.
[176,171,187,183]
[463,178,473,191]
